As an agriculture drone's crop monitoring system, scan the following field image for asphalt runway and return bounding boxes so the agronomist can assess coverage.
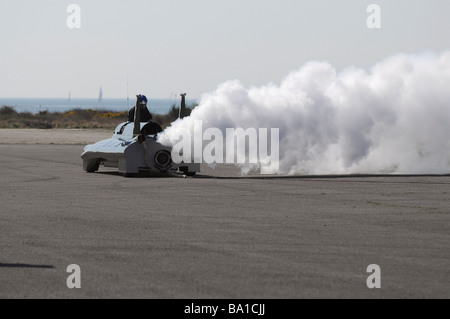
[1,143,449,299]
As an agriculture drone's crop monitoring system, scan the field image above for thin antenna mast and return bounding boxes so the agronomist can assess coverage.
[126,74,129,107]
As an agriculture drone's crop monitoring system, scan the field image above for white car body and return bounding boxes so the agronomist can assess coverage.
[81,121,200,176]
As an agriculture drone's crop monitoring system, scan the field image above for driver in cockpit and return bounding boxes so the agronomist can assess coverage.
[127,94,152,122]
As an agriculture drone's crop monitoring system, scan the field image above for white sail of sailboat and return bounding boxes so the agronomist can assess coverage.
[98,86,103,103]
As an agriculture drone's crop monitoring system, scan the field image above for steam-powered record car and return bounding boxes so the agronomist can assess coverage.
[81,94,199,177]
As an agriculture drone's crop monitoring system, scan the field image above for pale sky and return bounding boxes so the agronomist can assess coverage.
[0,0,449,99]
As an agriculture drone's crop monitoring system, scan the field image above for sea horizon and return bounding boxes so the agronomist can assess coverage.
[0,97,198,115]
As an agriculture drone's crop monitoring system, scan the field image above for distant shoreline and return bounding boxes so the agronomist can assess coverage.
[0,97,198,115]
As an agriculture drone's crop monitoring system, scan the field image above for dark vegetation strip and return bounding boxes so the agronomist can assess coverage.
[0,104,196,130]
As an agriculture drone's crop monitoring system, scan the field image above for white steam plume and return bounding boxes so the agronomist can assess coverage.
[158,50,450,175]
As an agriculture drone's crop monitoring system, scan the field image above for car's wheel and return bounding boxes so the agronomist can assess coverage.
[184,172,196,177]
[84,159,100,173]
[180,167,196,176]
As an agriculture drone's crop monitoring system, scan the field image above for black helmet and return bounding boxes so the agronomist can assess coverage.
[139,95,148,105]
